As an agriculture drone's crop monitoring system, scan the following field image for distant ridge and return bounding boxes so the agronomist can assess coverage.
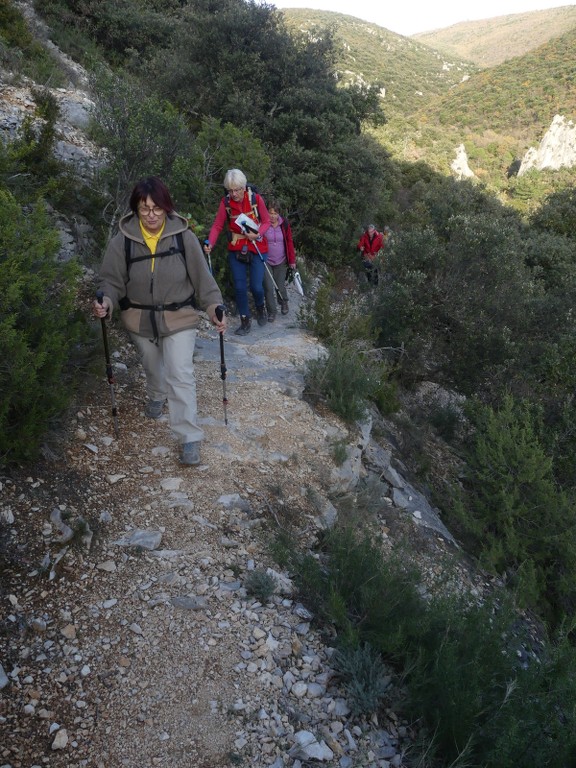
[280,8,478,116]
[419,26,576,140]
[413,5,576,67]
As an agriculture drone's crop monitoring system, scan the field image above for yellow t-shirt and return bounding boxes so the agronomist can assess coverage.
[139,220,166,277]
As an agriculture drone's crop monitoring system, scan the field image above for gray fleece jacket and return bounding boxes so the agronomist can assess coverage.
[98,212,223,339]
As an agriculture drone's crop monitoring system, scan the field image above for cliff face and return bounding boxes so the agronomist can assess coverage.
[518,114,576,175]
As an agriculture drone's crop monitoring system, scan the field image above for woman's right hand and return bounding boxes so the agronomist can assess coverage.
[93,296,111,319]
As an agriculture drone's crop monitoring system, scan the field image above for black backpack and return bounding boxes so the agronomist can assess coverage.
[124,231,186,276]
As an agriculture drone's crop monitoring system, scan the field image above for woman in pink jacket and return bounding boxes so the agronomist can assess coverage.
[263,200,296,321]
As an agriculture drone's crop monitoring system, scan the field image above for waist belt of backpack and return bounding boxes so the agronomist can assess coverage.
[119,294,195,343]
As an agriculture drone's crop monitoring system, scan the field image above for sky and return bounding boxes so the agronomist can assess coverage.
[272,1,575,36]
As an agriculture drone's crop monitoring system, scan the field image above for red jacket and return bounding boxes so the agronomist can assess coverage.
[208,190,270,254]
[357,230,383,260]
[281,219,296,267]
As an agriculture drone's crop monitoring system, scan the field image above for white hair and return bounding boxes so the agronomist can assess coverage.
[223,168,247,190]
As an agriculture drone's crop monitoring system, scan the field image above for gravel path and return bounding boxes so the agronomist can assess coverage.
[1,289,430,767]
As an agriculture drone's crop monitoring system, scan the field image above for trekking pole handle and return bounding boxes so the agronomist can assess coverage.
[215,305,225,322]
[95,289,109,316]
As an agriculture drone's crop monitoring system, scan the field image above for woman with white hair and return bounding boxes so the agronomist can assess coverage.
[204,169,271,335]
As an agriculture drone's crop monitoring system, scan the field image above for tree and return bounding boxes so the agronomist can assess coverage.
[530,186,576,238]
[88,68,196,234]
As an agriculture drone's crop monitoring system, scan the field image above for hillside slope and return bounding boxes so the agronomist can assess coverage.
[419,26,576,142]
[414,5,576,68]
[280,8,478,115]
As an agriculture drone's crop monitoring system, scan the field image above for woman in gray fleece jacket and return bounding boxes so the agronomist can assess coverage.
[92,176,227,466]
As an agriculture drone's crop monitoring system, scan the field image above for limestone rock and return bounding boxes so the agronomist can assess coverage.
[519,114,576,175]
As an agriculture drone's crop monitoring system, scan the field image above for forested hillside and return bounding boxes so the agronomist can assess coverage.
[419,26,576,140]
[372,25,576,206]
[4,1,576,766]
[280,8,478,115]
[280,6,576,205]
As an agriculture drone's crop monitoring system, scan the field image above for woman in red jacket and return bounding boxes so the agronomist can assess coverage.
[357,224,383,285]
[204,169,270,335]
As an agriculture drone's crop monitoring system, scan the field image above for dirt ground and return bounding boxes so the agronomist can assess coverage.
[0,294,397,767]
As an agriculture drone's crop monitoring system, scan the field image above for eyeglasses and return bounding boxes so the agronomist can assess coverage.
[228,187,245,194]
[138,205,165,217]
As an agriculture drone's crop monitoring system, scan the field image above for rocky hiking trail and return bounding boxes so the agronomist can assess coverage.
[0,287,468,768]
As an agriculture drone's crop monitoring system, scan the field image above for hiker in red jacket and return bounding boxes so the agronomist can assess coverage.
[204,169,270,335]
[357,224,384,285]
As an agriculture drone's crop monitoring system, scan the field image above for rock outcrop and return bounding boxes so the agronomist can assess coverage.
[451,143,476,180]
[518,114,576,175]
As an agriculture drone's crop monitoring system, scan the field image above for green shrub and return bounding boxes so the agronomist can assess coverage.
[304,280,375,346]
[331,440,348,466]
[448,394,576,625]
[244,569,277,603]
[0,189,85,464]
[407,593,521,763]
[0,0,66,86]
[332,643,391,716]
[368,362,400,416]
[284,523,423,661]
[480,622,576,768]
[279,518,576,767]
[428,402,461,441]
[304,344,370,423]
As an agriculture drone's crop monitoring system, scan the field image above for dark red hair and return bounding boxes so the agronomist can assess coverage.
[129,176,174,214]
[267,199,282,213]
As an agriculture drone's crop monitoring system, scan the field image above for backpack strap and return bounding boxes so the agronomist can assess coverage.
[224,185,259,223]
[124,231,185,273]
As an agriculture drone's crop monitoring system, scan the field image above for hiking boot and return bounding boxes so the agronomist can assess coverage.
[267,313,276,323]
[256,306,267,326]
[280,300,289,315]
[234,315,251,335]
[145,399,165,418]
[180,441,201,465]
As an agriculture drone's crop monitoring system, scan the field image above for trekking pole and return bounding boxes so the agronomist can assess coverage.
[203,240,213,274]
[215,305,228,425]
[95,290,119,438]
[252,238,284,304]
[263,255,284,304]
